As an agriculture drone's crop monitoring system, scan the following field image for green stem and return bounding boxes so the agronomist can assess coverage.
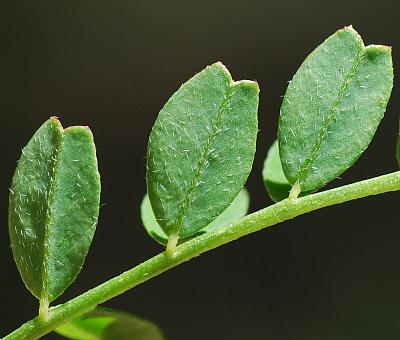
[4,171,400,340]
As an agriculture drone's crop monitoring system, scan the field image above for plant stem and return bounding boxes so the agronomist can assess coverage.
[4,171,400,340]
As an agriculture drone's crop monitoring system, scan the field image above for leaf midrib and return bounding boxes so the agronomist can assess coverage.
[40,128,63,302]
[173,84,234,236]
[296,47,365,186]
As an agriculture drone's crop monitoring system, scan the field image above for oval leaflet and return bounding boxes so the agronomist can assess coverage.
[146,62,258,249]
[278,26,393,194]
[8,117,101,316]
[55,307,164,340]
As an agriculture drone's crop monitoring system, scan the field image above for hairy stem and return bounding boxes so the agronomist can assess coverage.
[4,171,400,340]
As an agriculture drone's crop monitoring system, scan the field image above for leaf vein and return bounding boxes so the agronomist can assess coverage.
[173,85,234,236]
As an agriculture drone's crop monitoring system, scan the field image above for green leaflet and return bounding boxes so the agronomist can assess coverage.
[147,62,258,241]
[8,117,101,307]
[278,26,393,193]
[55,307,164,340]
[141,194,170,245]
[262,140,292,202]
[141,188,250,245]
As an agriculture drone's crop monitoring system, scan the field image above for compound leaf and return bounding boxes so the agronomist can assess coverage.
[141,188,249,245]
[278,26,393,193]
[147,62,258,241]
[55,307,164,340]
[8,117,101,307]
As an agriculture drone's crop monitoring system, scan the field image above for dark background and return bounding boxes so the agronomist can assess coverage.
[1,1,400,339]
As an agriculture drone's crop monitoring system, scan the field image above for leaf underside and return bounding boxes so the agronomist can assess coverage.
[8,117,101,303]
[55,307,165,340]
[141,188,250,245]
[278,26,393,192]
[147,62,258,239]
[262,140,292,202]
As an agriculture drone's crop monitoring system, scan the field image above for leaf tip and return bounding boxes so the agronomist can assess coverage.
[64,125,95,140]
[343,25,360,36]
[364,45,394,79]
[48,116,63,130]
[209,61,233,82]
[234,79,259,92]
[365,44,393,56]
[343,24,356,32]
[211,60,227,69]
[340,25,364,46]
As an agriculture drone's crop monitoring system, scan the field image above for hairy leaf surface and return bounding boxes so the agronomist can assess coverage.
[147,62,258,239]
[279,26,393,192]
[8,117,101,304]
[141,188,249,245]
[55,307,164,340]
